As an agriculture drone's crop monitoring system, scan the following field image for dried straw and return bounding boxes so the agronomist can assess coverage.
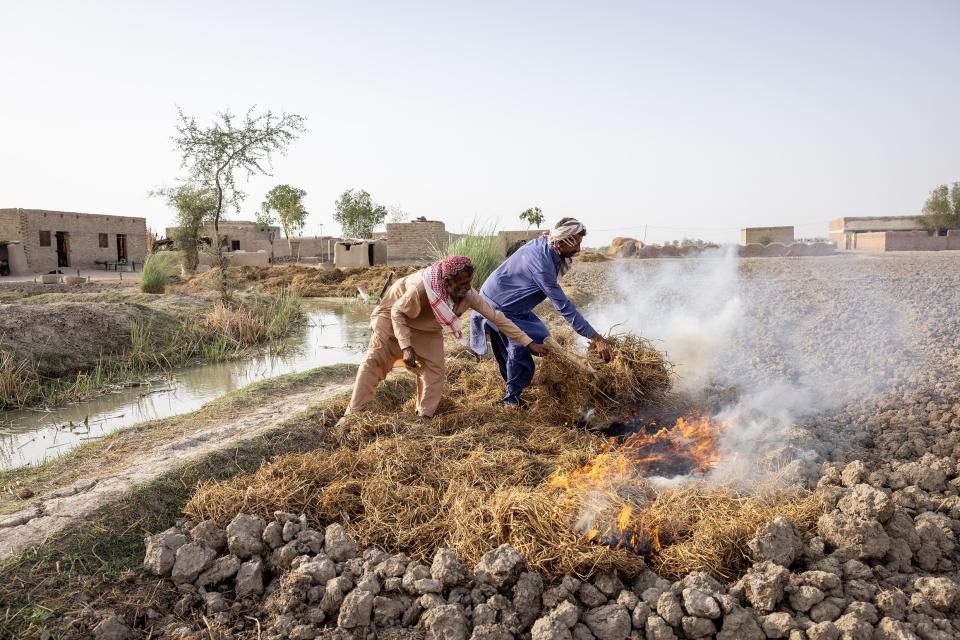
[184,329,821,581]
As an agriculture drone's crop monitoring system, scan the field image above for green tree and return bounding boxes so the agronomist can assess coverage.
[918,182,960,233]
[335,189,387,238]
[172,107,306,298]
[151,183,216,274]
[388,204,409,223]
[519,206,544,229]
[259,184,308,255]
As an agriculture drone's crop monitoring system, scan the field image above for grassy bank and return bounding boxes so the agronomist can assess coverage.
[0,289,303,410]
[0,365,360,639]
[0,363,357,516]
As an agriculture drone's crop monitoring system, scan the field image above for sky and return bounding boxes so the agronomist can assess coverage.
[1,0,958,246]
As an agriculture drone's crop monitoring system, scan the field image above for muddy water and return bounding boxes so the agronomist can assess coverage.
[0,300,372,469]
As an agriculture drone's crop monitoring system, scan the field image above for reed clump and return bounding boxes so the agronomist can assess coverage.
[0,290,303,410]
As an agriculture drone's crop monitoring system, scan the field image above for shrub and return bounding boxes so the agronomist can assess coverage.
[140,252,180,294]
[433,220,502,288]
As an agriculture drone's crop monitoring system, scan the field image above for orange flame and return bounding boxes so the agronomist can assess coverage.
[551,414,727,553]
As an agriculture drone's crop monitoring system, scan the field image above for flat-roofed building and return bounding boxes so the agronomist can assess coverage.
[0,208,146,275]
[740,226,795,245]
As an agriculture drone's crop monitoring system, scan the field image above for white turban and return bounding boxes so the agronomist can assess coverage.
[545,218,585,276]
[548,218,585,246]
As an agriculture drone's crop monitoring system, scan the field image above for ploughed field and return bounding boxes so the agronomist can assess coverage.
[565,252,960,469]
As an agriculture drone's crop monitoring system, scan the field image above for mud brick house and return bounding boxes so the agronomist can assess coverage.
[164,220,337,262]
[385,219,449,262]
[0,208,146,276]
[740,226,795,245]
[828,216,960,251]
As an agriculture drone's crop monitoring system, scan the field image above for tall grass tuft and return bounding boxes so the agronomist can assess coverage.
[0,352,41,408]
[432,219,503,288]
[140,252,180,294]
[1,289,305,410]
[202,288,303,348]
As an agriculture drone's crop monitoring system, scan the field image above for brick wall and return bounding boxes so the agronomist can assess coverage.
[851,232,888,251]
[289,236,337,260]
[386,220,447,260]
[497,229,545,257]
[0,209,20,243]
[740,227,795,245]
[17,209,146,272]
[884,231,948,251]
[851,230,957,252]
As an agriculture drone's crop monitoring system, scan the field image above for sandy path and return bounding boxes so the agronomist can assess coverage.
[0,382,351,561]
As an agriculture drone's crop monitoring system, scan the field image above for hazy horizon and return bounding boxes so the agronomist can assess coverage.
[2,1,958,246]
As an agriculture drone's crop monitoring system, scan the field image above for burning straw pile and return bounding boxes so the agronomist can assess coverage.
[185,330,821,582]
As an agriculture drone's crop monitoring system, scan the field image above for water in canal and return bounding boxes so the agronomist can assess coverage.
[0,299,372,469]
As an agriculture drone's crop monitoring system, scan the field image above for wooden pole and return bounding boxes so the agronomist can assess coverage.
[544,336,599,378]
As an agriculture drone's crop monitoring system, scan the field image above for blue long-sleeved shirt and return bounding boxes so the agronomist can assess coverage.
[476,236,597,339]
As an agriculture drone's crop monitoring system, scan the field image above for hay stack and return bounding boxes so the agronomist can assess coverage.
[184,264,422,298]
[807,242,836,256]
[637,245,662,259]
[608,237,643,258]
[739,243,766,258]
[763,242,788,257]
[574,251,609,263]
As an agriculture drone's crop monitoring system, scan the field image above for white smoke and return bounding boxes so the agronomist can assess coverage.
[584,247,913,488]
[589,246,745,394]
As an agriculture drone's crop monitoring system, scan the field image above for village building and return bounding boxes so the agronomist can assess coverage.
[334,239,388,268]
[384,218,545,262]
[828,215,960,251]
[164,220,339,264]
[385,219,449,262]
[740,226,795,245]
[0,208,146,276]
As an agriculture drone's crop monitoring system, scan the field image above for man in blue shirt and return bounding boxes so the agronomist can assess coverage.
[470,217,612,408]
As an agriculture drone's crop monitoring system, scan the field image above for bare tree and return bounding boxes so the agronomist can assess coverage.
[173,107,306,298]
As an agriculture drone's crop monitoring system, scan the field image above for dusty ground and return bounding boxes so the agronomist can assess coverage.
[564,252,960,467]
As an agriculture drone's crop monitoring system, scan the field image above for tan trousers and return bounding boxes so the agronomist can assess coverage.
[345,317,446,418]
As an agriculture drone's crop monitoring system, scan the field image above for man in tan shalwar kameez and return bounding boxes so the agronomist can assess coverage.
[346,256,547,418]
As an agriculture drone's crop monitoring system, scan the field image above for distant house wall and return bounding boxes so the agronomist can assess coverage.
[386,220,447,261]
[497,229,545,257]
[830,216,923,233]
[335,240,387,268]
[12,208,146,272]
[740,226,794,245]
[288,236,337,260]
[829,216,931,251]
[199,250,271,267]
[0,209,20,243]
[167,221,282,255]
[848,230,959,252]
[851,232,888,251]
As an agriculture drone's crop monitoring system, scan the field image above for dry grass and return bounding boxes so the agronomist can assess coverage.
[0,351,41,407]
[185,264,423,298]
[645,484,823,581]
[202,289,302,347]
[185,330,822,582]
[574,251,609,263]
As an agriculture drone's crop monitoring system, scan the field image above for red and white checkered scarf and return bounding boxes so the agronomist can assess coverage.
[422,255,473,344]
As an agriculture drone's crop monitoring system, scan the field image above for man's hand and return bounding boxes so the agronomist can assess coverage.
[591,335,613,363]
[528,342,548,356]
[402,346,423,369]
